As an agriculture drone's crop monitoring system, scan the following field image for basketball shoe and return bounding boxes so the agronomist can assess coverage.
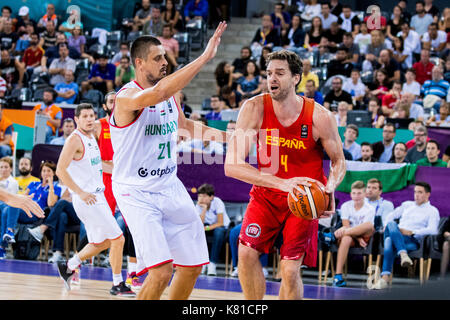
[126,272,143,289]
[3,230,15,244]
[70,268,81,286]
[333,274,347,287]
[57,260,75,291]
[110,281,136,297]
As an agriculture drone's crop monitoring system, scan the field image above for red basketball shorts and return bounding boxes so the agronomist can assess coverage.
[103,173,117,215]
[239,186,318,267]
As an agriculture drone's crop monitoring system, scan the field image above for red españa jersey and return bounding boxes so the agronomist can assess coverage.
[98,118,114,162]
[257,94,327,188]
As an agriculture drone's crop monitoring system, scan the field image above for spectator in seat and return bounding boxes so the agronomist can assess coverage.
[421,66,449,114]
[372,123,396,163]
[377,49,401,85]
[37,3,58,30]
[389,142,408,163]
[402,68,421,98]
[300,0,321,22]
[0,19,18,53]
[397,0,412,23]
[67,26,94,64]
[22,33,45,75]
[413,49,434,85]
[278,14,304,55]
[366,178,394,229]
[58,8,83,39]
[332,180,375,287]
[82,54,116,95]
[343,124,362,160]
[405,125,428,163]
[324,76,353,111]
[0,102,14,158]
[162,0,183,33]
[343,69,366,108]
[327,46,353,78]
[366,68,389,103]
[296,59,319,94]
[220,85,241,110]
[426,102,450,126]
[392,36,412,71]
[48,43,76,86]
[319,2,338,30]
[354,21,371,56]
[38,19,57,51]
[382,80,403,117]
[304,16,324,52]
[410,0,434,36]
[215,62,235,95]
[397,22,421,62]
[115,56,136,89]
[333,101,349,127]
[184,0,209,24]
[258,46,272,78]
[54,69,78,105]
[143,5,165,37]
[271,2,291,34]
[195,183,230,276]
[133,0,152,31]
[15,157,40,194]
[178,117,224,154]
[362,30,388,73]
[337,5,360,35]
[416,140,448,167]
[398,93,424,122]
[157,24,179,74]
[422,22,446,55]
[50,118,76,146]
[300,79,324,105]
[323,21,345,53]
[205,95,223,121]
[0,6,13,34]
[232,46,253,79]
[251,14,281,60]
[386,5,405,41]
[236,61,261,100]
[341,32,360,66]
[27,188,80,263]
[356,142,378,162]
[368,98,385,129]
[111,42,131,65]
[0,161,61,247]
[32,88,63,143]
[179,92,192,118]
[0,49,24,90]
[391,100,410,120]
[0,157,19,259]
[374,182,440,290]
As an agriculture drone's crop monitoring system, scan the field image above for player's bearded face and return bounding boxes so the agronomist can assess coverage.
[143,46,168,85]
[266,60,297,101]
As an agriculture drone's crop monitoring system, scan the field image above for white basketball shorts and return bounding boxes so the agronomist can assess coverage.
[72,192,123,244]
[112,178,209,276]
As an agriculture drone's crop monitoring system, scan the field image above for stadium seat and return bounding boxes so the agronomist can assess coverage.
[81,89,104,115]
[32,87,52,102]
[425,217,449,281]
[174,32,191,65]
[201,97,211,110]
[186,19,206,50]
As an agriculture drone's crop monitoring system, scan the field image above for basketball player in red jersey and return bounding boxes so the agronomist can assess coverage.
[225,50,347,300]
[94,92,142,289]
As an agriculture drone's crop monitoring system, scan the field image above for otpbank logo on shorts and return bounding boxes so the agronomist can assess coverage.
[138,165,176,178]
[245,223,261,238]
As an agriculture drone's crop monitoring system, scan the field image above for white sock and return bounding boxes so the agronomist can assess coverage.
[113,273,123,286]
[128,262,137,275]
[68,254,82,271]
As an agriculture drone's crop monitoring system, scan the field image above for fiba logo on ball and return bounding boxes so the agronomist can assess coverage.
[138,167,148,177]
[245,223,261,238]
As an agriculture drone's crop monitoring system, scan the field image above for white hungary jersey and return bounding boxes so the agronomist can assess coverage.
[66,129,104,194]
[109,80,179,192]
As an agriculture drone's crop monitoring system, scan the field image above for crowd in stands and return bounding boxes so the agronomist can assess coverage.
[0,0,449,287]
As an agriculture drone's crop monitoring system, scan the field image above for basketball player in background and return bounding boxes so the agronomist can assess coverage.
[224,50,346,300]
[110,22,228,300]
[94,92,142,288]
[56,103,135,297]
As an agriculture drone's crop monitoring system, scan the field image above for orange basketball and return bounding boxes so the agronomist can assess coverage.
[287,181,330,220]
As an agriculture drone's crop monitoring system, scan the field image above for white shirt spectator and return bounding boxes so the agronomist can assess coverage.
[344,142,362,161]
[301,4,321,21]
[384,200,440,238]
[422,30,447,50]
[410,102,425,120]
[320,13,338,30]
[0,176,19,194]
[402,81,421,97]
[340,200,375,227]
[367,198,394,226]
[354,33,371,55]
[49,56,76,86]
[397,30,421,54]
[343,78,366,98]
[394,47,413,68]
[196,197,230,228]
[410,14,434,36]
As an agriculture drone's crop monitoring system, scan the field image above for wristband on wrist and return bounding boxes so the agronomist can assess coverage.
[205,225,210,231]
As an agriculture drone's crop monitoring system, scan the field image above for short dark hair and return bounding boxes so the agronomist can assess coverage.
[342,4,352,9]
[1,6,12,13]
[406,68,416,75]
[367,178,383,191]
[321,2,331,8]
[343,32,353,38]
[346,124,359,137]
[19,156,33,168]
[75,103,95,117]
[121,55,131,62]
[416,0,425,6]
[197,183,215,196]
[130,35,162,67]
[415,181,431,193]
[266,49,303,77]
[426,139,440,150]
[40,160,57,175]
[383,122,397,132]
[105,91,116,103]
[43,88,56,100]
[361,142,373,149]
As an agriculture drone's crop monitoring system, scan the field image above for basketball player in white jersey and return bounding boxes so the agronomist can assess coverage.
[55,103,135,297]
[110,22,228,300]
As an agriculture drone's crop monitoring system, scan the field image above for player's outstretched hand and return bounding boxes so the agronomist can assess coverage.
[5,194,45,218]
[201,21,227,62]
[79,191,97,205]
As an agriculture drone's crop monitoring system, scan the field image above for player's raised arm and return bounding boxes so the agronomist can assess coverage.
[0,189,45,219]
[314,103,346,214]
[116,22,227,112]
[56,134,96,205]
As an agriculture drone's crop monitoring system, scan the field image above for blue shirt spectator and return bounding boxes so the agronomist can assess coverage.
[299,91,324,105]
[421,76,450,100]
[89,61,116,82]
[205,111,222,121]
[54,70,78,104]
[184,0,209,22]
[27,180,62,209]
